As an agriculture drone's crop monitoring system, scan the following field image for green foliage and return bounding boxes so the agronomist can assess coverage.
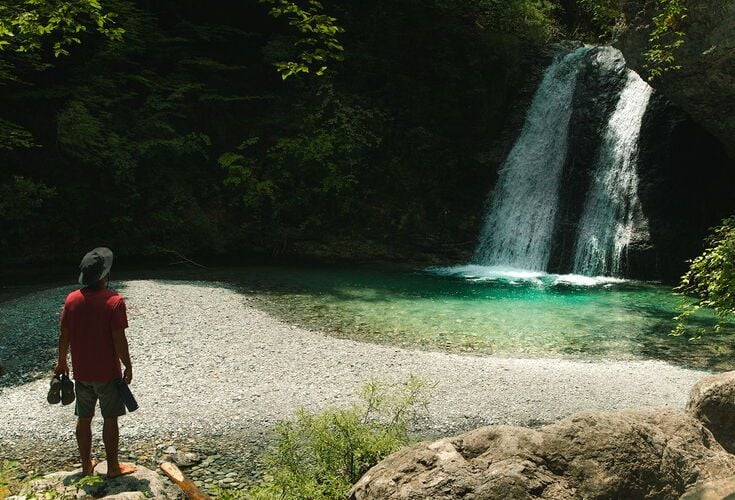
[673,216,735,338]
[229,376,432,500]
[0,176,56,223]
[0,176,56,261]
[0,0,123,151]
[220,82,385,245]
[0,0,567,263]
[575,0,621,39]
[73,474,104,488]
[644,0,687,78]
[0,460,21,498]
[0,117,37,150]
[0,0,123,59]
[260,0,344,79]
[472,0,560,42]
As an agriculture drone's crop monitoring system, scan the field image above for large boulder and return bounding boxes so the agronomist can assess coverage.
[616,0,735,159]
[687,371,735,454]
[349,409,735,499]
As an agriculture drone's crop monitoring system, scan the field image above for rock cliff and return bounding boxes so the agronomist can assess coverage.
[616,0,735,159]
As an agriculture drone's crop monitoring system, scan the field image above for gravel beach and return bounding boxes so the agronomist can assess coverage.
[0,280,709,490]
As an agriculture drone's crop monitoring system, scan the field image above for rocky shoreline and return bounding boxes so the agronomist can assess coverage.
[0,280,714,496]
[1,431,269,495]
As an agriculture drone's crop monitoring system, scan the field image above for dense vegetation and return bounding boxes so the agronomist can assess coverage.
[0,0,653,266]
[674,217,735,337]
[235,376,431,499]
[2,0,730,323]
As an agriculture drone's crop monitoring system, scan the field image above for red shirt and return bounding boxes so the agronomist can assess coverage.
[60,288,129,382]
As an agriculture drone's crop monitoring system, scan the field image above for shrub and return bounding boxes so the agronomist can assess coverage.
[673,216,735,338]
[229,375,432,499]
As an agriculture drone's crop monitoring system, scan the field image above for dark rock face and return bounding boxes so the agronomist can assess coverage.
[349,372,735,500]
[543,46,734,280]
[630,96,735,280]
[549,46,628,274]
[616,0,735,159]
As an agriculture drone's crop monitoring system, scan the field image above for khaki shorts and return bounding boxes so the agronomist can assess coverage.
[75,380,126,418]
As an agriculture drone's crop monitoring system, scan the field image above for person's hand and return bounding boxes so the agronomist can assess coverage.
[123,366,133,385]
[53,361,69,377]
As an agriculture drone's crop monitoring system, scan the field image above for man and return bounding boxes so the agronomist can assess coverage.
[54,247,137,478]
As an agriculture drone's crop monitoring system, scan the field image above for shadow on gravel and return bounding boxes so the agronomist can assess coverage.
[62,473,151,498]
[0,279,237,390]
[0,285,76,389]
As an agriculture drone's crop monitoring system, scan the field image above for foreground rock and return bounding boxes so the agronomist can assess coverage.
[7,462,183,500]
[687,371,735,454]
[350,371,735,499]
[680,477,735,500]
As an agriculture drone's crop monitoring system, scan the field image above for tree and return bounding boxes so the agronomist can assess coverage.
[0,0,123,149]
[260,0,344,79]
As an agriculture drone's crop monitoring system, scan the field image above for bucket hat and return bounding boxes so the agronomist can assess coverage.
[78,247,114,286]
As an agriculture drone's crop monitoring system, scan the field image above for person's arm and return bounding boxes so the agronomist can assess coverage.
[112,329,133,384]
[54,327,70,376]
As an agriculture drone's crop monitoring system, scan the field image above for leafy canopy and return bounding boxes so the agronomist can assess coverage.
[0,0,123,61]
[644,0,687,78]
[260,0,344,79]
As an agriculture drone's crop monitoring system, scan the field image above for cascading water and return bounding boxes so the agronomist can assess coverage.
[572,70,653,276]
[471,45,653,278]
[473,47,591,271]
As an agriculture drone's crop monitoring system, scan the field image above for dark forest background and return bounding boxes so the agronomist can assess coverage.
[0,0,709,270]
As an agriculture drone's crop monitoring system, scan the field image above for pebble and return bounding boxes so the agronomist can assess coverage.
[0,280,712,493]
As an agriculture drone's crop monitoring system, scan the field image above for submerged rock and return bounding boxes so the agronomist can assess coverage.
[349,372,735,500]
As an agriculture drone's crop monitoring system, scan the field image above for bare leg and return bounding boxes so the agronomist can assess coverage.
[76,417,95,475]
[103,417,136,477]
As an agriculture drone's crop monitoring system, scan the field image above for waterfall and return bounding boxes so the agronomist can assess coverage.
[572,71,653,276]
[473,47,590,271]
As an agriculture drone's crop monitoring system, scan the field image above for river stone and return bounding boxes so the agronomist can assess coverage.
[348,409,735,500]
[13,462,183,500]
[687,371,735,454]
[172,451,200,467]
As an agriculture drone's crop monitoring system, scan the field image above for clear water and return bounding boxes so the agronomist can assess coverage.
[235,265,735,371]
[1,264,732,371]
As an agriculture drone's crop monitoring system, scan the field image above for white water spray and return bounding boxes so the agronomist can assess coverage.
[473,47,590,271]
[573,70,653,276]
